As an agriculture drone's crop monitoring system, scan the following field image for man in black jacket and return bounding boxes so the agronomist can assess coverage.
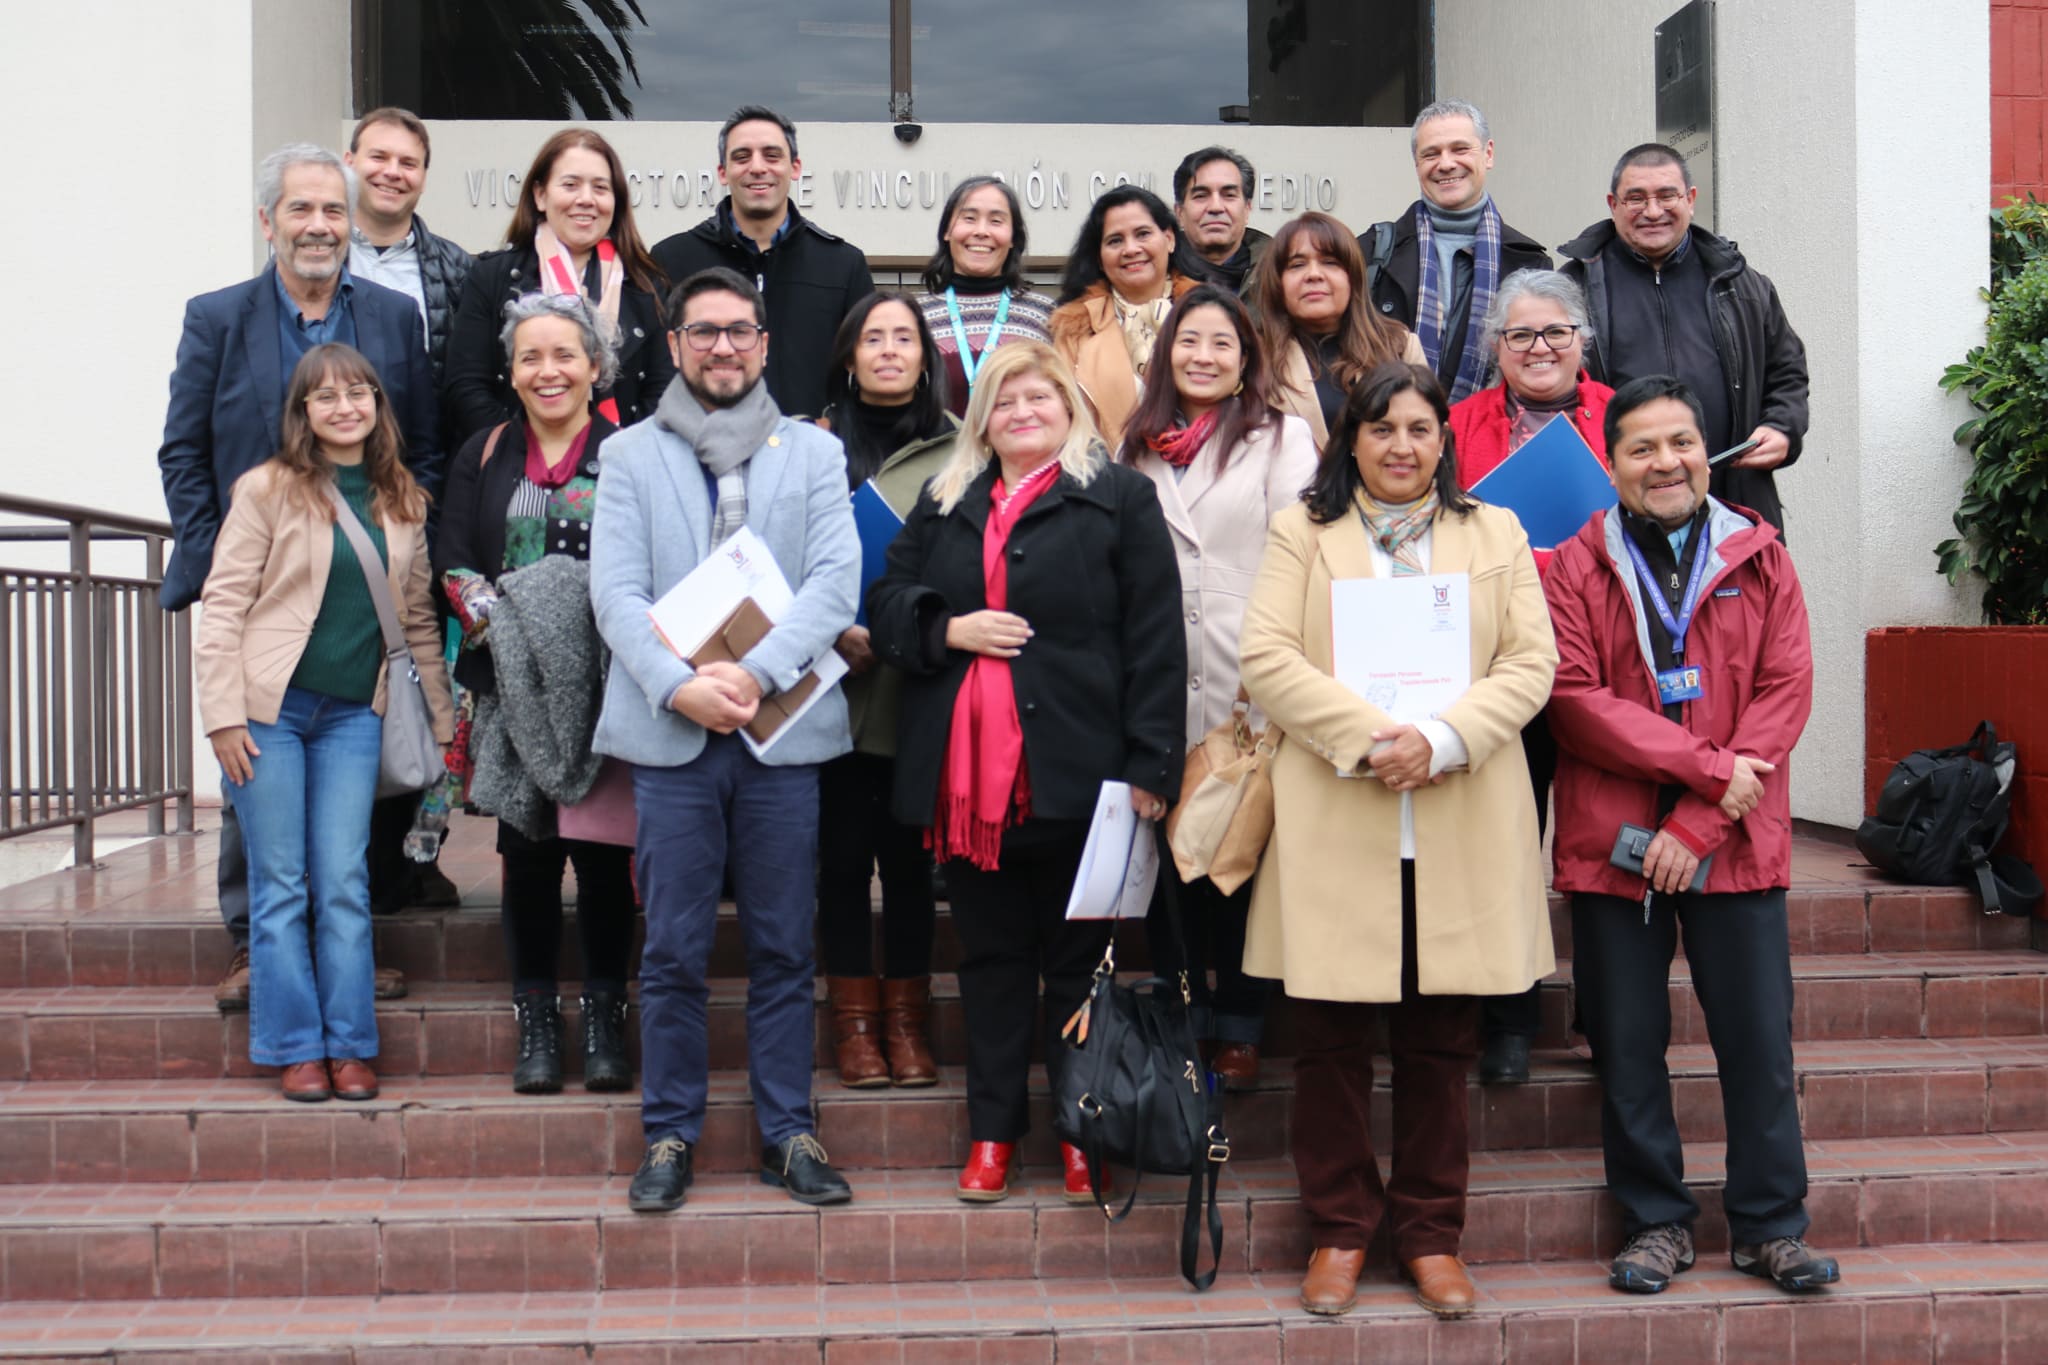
[1169,146,1269,295]
[651,106,873,419]
[1557,144,1809,535]
[344,108,474,391]
[1360,99,1550,403]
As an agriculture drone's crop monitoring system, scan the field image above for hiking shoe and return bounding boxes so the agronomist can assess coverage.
[214,947,251,1013]
[1610,1222,1695,1294]
[627,1136,692,1212]
[579,990,632,1092]
[761,1133,852,1206]
[511,992,564,1094]
[1732,1236,1841,1292]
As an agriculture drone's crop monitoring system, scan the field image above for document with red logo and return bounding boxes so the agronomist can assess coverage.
[1329,573,1471,727]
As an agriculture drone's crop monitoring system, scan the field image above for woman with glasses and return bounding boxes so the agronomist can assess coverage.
[915,177,1056,419]
[435,293,637,1096]
[198,344,453,1103]
[1448,269,1612,1085]
[445,128,672,445]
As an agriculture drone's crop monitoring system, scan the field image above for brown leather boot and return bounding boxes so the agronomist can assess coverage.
[880,975,939,1087]
[827,977,891,1088]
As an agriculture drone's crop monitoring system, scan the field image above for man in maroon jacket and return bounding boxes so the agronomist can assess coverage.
[1545,375,1838,1298]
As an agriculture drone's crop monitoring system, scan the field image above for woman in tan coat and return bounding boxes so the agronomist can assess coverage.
[1049,185,1201,448]
[199,343,454,1105]
[1252,212,1426,448]
[1239,361,1555,1320]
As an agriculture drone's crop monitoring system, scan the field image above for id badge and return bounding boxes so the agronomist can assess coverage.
[1656,666,1704,705]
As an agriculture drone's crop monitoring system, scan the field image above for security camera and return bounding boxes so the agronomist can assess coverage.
[893,122,923,145]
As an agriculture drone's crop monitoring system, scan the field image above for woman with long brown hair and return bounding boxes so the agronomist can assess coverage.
[445,128,673,443]
[198,343,454,1103]
[1253,212,1426,447]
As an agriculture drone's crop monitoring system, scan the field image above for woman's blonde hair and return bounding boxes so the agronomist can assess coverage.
[929,341,1104,514]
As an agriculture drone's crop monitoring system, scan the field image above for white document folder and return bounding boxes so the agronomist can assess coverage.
[1063,781,1161,921]
[1329,573,1471,724]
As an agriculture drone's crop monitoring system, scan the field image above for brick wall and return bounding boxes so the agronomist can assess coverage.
[1993,0,2048,203]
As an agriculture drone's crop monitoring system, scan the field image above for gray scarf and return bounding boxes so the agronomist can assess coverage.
[656,376,781,545]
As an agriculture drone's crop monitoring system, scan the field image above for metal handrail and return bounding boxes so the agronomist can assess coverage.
[0,494,193,863]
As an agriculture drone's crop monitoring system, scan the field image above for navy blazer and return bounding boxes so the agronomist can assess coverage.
[156,263,444,609]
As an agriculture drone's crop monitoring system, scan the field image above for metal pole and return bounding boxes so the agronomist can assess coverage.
[889,0,913,123]
[141,538,165,835]
[68,524,92,867]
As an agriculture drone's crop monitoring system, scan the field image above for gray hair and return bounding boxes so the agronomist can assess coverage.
[1410,99,1490,156]
[1479,270,1593,359]
[256,143,355,223]
[498,292,621,391]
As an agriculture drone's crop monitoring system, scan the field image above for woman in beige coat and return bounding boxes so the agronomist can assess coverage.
[1121,283,1316,1089]
[1252,212,1426,448]
[1239,361,1555,1320]
[198,343,453,1105]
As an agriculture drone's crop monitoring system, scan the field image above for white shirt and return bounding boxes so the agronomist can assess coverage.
[347,227,429,344]
[1358,513,1469,859]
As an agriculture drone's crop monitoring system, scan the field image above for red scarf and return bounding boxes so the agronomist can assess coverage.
[1145,409,1219,468]
[522,421,592,490]
[928,460,1062,869]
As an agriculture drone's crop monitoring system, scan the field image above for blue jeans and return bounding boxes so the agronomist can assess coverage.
[229,686,383,1067]
[634,734,820,1147]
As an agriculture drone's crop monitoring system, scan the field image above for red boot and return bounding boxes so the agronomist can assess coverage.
[1062,1142,1112,1204]
[957,1141,1016,1203]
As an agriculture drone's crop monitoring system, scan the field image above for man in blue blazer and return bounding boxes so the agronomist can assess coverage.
[591,267,859,1213]
[157,144,443,1010]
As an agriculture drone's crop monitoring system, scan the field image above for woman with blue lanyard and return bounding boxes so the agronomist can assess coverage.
[917,176,1056,419]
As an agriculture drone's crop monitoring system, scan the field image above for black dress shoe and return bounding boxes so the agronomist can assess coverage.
[761,1133,852,1205]
[1479,1033,1531,1085]
[628,1136,693,1212]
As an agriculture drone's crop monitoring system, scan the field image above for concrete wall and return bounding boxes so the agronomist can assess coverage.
[1439,0,1986,830]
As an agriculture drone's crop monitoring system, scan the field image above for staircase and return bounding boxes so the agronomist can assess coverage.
[1,815,2046,1361]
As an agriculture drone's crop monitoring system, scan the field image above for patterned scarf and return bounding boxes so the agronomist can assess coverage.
[1112,287,1176,377]
[1357,488,1440,577]
[654,377,780,547]
[929,460,1062,870]
[535,223,625,424]
[1145,410,1219,468]
[1412,198,1504,404]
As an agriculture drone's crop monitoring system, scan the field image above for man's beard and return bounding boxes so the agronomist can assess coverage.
[685,371,757,410]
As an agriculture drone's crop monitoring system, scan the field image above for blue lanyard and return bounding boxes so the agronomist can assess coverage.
[1621,525,1713,658]
[944,286,1009,391]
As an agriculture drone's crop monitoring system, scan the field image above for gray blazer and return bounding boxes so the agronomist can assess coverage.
[589,410,859,769]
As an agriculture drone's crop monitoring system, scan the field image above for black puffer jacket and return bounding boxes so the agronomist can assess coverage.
[1556,220,1810,533]
[412,212,475,387]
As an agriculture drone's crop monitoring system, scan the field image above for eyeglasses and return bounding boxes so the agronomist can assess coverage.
[305,384,378,410]
[1500,324,1581,353]
[1617,187,1688,213]
[677,322,763,352]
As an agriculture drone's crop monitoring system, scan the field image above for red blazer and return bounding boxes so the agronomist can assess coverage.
[1449,379,1614,575]
[1543,500,1813,896]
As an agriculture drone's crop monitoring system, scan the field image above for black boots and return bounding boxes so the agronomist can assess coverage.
[581,989,632,1092]
[512,992,564,1094]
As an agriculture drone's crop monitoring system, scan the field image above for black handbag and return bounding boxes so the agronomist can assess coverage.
[1053,847,1231,1290]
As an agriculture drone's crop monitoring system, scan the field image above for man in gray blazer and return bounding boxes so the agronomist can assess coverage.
[590,266,860,1212]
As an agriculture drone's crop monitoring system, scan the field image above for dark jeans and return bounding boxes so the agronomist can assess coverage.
[815,751,935,978]
[1146,864,1272,1044]
[1290,862,1479,1258]
[942,821,1111,1142]
[497,819,636,997]
[1572,887,1810,1244]
[218,802,250,949]
[634,735,820,1147]
[1482,707,1558,1041]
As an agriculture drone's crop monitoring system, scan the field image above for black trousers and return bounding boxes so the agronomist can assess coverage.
[1572,887,1811,1244]
[943,822,1111,1142]
[1482,707,1558,1040]
[1146,866,1272,1044]
[498,819,637,997]
[815,751,936,978]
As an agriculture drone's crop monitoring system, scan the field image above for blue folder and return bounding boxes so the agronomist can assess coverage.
[850,480,906,626]
[1467,415,1617,551]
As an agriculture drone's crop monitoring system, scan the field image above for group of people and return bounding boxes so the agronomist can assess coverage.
[161,94,1831,1318]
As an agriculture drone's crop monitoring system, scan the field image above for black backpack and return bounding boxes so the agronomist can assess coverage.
[1855,721,2033,914]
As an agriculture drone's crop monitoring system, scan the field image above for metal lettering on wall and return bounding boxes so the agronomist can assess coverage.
[1655,0,1715,228]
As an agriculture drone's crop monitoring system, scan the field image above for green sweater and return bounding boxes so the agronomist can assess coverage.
[288,461,387,703]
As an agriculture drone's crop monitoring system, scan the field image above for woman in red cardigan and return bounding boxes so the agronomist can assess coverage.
[1448,268,1613,1086]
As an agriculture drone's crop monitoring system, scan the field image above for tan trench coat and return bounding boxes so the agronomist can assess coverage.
[1049,275,1201,449]
[1239,496,1557,1002]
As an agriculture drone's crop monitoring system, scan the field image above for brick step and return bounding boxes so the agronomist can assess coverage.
[4,1133,2046,1302]
[5,1037,2046,1185]
[6,874,2025,990]
[9,948,2048,1084]
[0,1244,2043,1360]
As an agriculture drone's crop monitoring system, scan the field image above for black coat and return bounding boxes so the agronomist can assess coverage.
[1361,202,1551,385]
[410,212,476,388]
[651,202,875,420]
[1556,221,1810,532]
[868,460,1185,830]
[442,245,674,449]
[432,414,618,694]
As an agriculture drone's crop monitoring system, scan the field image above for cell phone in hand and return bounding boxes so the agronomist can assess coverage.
[1610,823,1712,891]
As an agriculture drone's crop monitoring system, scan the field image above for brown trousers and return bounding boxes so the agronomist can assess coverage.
[1288,862,1480,1258]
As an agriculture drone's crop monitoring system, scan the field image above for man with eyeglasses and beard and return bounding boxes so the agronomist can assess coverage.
[589,267,860,1215]
[1558,143,1809,535]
